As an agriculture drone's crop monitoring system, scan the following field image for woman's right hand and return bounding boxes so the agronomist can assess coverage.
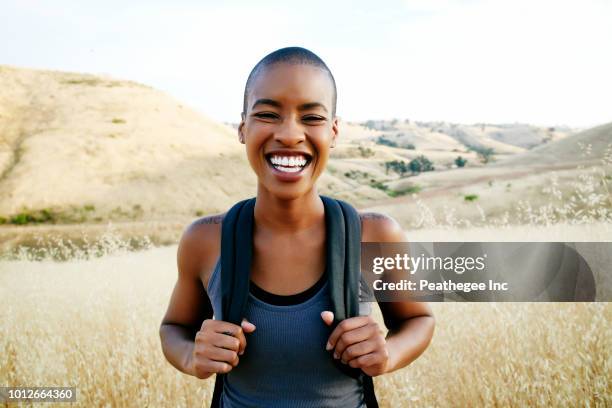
[189,318,256,379]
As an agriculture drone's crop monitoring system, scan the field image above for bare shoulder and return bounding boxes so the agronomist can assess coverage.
[359,211,406,242]
[178,212,226,289]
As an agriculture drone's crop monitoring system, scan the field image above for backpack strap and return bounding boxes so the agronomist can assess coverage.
[211,196,378,408]
[321,195,379,408]
[211,197,255,408]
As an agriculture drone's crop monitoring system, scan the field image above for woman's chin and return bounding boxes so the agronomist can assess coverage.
[259,181,317,201]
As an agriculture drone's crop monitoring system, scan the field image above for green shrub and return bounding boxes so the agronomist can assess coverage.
[455,156,468,168]
[358,146,375,158]
[344,170,370,180]
[466,144,494,163]
[385,160,408,176]
[63,78,101,86]
[388,184,421,197]
[464,194,479,202]
[10,213,32,225]
[376,136,398,147]
[9,208,56,225]
[370,181,389,191]
[409,155,435,174]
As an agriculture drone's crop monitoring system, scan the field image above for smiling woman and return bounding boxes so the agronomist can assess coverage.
[159,47,435,408]
[238,60,338,198]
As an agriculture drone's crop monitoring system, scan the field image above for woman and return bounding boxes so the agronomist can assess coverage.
[159,47,435,407]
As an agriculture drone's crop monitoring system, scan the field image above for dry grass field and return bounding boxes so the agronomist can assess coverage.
[1,224,610,407]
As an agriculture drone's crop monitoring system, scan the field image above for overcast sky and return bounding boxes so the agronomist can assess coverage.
[2,0,610,128]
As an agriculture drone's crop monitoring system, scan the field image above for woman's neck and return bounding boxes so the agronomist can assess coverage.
[254,187,324,233]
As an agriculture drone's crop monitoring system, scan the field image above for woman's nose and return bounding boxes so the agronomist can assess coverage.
[274,118,305,146]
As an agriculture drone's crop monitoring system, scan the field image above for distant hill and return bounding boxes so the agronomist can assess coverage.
[0,65,257,221]
[354,119,571,153]
[492,122,612,167]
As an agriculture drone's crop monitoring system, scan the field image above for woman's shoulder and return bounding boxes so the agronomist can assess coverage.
[184,212,226,247]
[359,211,406,243]
[180,212,226,289]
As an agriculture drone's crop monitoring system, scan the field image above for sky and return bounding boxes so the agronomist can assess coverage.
[2,0,611,128]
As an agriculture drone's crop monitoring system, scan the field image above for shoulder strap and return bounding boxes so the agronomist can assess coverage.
[211,196,378,408]
[321,196,379,408]
[211,197,255,408]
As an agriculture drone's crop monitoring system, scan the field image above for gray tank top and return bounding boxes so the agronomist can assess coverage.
[206,257,370,408]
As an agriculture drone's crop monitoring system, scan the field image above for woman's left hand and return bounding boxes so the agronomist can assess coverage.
[321,311,390,377]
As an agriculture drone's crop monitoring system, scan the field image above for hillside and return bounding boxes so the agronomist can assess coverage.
[0,66,255,223]
[492,122,612,167]
[351,120,571,153]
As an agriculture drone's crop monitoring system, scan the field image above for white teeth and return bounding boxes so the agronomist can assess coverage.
[275,165,301,173]
[269,154,308,168]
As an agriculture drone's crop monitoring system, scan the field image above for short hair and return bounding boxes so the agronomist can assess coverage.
[242,46,337,117]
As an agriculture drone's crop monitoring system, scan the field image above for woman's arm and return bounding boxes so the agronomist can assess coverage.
[364,212,435,374]
[378,301,435,373]
[159,220,216,376]
[160,216,256,379]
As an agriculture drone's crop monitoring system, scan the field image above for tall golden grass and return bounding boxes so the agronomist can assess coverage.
[1,231,610,407]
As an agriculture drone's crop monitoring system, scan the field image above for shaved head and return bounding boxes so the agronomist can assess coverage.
[242,46,337,117]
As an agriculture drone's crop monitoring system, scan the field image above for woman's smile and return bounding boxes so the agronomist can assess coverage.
[264,150,313,181]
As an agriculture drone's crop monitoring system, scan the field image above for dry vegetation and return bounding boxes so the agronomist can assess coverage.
[1,232,610,407]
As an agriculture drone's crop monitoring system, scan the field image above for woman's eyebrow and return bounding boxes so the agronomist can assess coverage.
[252,98,281,110]
[298,102,328,113]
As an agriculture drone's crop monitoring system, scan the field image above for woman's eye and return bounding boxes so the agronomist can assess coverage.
[303,116,325,122]
[254,112,278,119]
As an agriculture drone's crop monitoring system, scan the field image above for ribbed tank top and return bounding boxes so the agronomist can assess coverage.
[206,257,370,408]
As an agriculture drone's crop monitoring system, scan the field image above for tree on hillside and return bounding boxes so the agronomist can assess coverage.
[455,156,467,168]
[408,155,435,175]
[384,160,408,176]
[376,136,398,147]
[467,145,495,164]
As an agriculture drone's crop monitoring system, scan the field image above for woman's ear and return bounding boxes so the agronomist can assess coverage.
[238,112,246,144]
[330,116,339,148]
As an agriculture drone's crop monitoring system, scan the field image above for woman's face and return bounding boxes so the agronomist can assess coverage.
[238,63,338,201]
